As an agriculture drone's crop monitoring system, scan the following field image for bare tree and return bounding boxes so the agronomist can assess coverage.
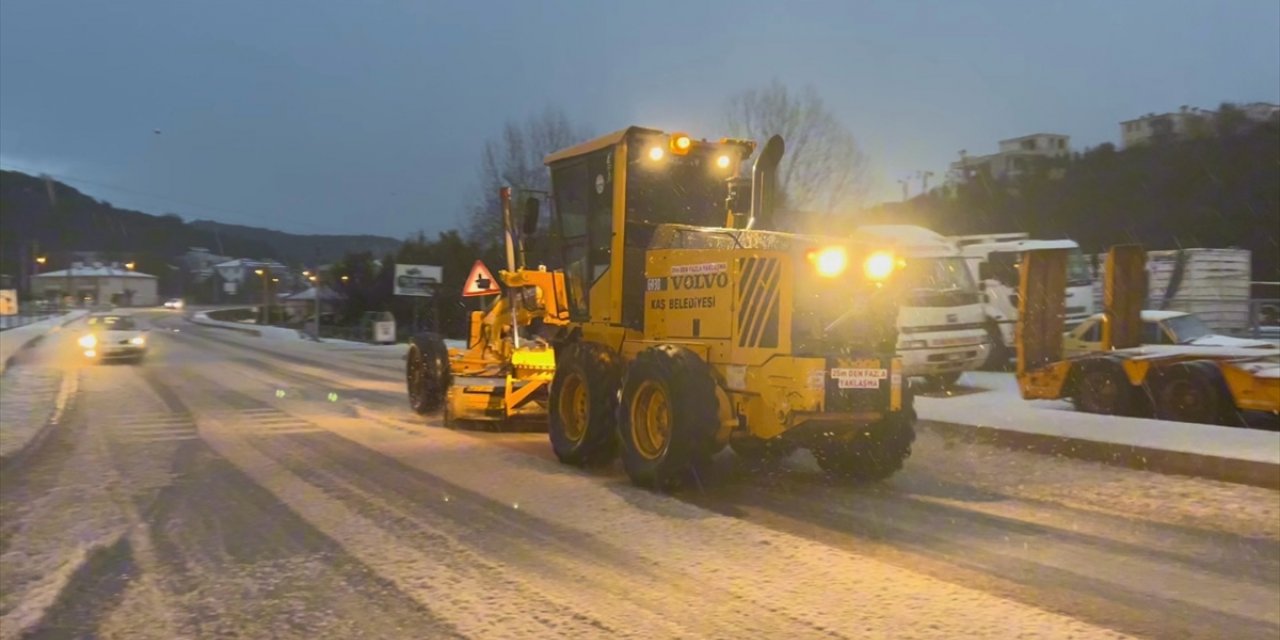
[467,107,590,244]
[725,81,869,218]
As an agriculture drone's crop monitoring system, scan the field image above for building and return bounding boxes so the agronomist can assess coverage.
[1120,106,1216,148]
[31,264,159,307]
[280,286,344,323]
[949,133,1071,184]
[179,247,232,283]
[212,258,290,296]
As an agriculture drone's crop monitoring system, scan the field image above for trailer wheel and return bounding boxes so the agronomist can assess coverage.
[812,411,915,482]
[1071,358,1137,416]
[407,333,450,414]
[1154,361,1236,426]
[618,345,720,490]
[549,342,622,465]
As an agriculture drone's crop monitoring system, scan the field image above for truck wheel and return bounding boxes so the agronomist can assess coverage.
[812,411,915,482]
[730,437,796,466]
[1154,361,1236,426]
[549,342,622,465]
[1071,357,1137,416]
[407,333,450,414]
[921,372,962,391]
[618,345,719,490]
[980,322,1009,371]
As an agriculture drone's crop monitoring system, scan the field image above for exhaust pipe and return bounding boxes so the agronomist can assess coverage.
[747,134,785,231]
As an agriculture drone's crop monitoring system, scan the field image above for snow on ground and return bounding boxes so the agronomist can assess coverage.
[0,311,87,375]
[918,372,1280,465]
[0,364,75,462]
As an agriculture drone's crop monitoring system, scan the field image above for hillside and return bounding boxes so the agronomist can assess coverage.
[860,118,1280,280]
[0,170,402,274]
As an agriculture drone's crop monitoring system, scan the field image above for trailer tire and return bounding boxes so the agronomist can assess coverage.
[618,345,720,491]
[407,333,451,414]
[549,341,622,465]
[1071,357,1138,416]
[1154,361,1237,426]
[812,411,915,482]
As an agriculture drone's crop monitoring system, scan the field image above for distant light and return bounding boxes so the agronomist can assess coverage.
[36,256,47,265]
[327,392,339,402]
[716,154,731,169]
[275,389,286,398]
[255,269,265,276]
[648,146,665,161]
[125,262,136,270]
[340,275,350,282]
[302,270,311,277]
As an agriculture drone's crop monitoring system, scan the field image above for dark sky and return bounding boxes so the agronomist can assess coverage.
[3,0,1278,238]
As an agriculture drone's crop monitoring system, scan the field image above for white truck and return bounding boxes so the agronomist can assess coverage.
[855,225,989,388]
[951,233,1095,368]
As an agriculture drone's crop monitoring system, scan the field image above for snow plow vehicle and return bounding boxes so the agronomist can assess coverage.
[407,126,914,489]
[1016,244,1280,426]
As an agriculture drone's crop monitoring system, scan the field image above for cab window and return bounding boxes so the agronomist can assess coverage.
[1080,321,1101,342]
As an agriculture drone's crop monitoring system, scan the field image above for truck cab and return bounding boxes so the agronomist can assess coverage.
[953,234,1095,368]
[855,225,989,387]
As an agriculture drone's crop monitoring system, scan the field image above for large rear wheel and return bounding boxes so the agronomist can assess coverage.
[407,333,450,414]
[811,412,915,482]
[548,342,622,465]
[618,345,720,490]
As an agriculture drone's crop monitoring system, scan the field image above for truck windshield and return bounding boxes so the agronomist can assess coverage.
[901,257,976,293]
[626,147,730,229]
[1067,249,1093,286]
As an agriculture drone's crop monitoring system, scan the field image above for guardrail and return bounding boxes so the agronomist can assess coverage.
[0,313,60,331]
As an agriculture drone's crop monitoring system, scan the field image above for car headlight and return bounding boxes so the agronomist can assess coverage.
[808,246,848,278]
[130,336,146,346]
[863,251,897,281]
[78,334,97,348]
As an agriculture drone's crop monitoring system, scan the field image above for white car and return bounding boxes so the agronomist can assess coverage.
[163,298,185,310]
[1064,310,1279,358]
[80,313,149,363]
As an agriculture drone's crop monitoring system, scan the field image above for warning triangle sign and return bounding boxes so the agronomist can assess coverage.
[462,260,501,297]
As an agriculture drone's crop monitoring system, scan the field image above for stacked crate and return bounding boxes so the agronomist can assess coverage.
[1092,248,1252,333]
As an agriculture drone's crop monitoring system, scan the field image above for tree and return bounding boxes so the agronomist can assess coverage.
[724,81,870,220]
[468,107,590,245]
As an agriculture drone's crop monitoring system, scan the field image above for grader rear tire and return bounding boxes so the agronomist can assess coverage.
[618,345,720,491]
[548,342,622,465]
[811,412,915,482]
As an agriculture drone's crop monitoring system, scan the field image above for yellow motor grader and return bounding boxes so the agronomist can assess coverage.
[407,126,913,489]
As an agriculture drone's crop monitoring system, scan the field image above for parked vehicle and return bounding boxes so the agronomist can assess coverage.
[856,225,988,388]
[1064,310,1279,358]
[953,233,1095,368]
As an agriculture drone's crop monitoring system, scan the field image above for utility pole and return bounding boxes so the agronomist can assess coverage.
[255,268,267,324]
[898,178,910,202]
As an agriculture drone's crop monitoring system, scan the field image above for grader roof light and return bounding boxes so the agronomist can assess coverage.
[648,146,665,162]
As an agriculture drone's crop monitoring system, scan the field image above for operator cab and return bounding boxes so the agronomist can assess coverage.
[542,127,758,329]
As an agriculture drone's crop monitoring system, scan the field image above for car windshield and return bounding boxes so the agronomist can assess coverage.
[89,315,136,330]
[1163,314,1212,343]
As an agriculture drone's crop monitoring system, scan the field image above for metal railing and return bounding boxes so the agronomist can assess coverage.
[0,312,60,331]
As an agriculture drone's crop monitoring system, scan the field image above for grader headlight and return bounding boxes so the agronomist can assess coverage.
[863,251,897,281]
[809,246,848,278]
[670,133,692,155]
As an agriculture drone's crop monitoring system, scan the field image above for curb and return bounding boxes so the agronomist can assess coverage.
[922,419,1280,490]
[0,311,88,376]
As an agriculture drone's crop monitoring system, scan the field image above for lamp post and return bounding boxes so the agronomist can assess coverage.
[255,268,267,324]
[306,272,320,338]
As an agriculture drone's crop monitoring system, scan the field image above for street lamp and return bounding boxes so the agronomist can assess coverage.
[254,268,268,324]
[36,256,47,265]
[308,274,320,338]
[125,261,136,270]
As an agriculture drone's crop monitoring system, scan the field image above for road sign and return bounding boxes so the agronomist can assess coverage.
[462,260,501,297]
[394,264,443,297]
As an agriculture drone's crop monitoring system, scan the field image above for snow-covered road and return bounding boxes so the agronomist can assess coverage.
[1,310,1276,639]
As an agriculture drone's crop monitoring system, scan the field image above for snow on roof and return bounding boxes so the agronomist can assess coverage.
[284,286,344,302]
[213,258,287,269]
[33,267,156,279]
